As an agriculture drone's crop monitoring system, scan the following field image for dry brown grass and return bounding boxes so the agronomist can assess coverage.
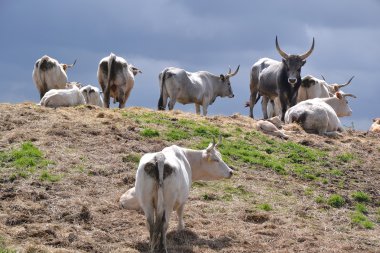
[0,103,379,253]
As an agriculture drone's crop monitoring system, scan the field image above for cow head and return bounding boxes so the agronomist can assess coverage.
[334,91,356,117]
[219,65,240,98]
[202,136,233,180]
[373,118,380,124]
[130,65,142,76]
[276,36,314,87]
[61,59,77,72]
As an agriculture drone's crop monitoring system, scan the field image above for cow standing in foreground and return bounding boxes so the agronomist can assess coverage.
[133,137,232,253]
[158,66,239,116]
[32,55,76,99]
[248,36,314,121]
[97,53,141,108]
[285,92,356,136]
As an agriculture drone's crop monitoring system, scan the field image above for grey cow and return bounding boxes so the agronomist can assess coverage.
[248,36,315,121]
[158,66,239,116]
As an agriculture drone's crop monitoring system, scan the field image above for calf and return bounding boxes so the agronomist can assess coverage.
[80,85,104,107]
[285,92,356,136]
[39,83,86,108]
[32,55,76,99]
[134,137,232,252]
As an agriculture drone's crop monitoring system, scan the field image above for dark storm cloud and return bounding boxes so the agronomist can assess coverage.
[0,0,378,129]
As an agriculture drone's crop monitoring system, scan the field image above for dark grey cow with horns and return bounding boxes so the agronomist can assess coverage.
[248,36,315,121]
[158,65,240,116]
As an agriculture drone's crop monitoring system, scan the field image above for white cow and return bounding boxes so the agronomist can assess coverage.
[158,66,239,116]
[80,85,104,107]
[369,118,380,133]
[39,83,86,108]
[134,137,232,252]
[297,75,354,103]
[32,55,76,99]
[285,92,356,136]
[97,53,141,108]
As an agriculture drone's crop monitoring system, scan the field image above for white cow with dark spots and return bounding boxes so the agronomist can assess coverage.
[127,137,232,253]
[80,85,104,107]
[32,55,76,99]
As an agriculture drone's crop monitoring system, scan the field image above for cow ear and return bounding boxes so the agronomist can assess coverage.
[302,60,306,66]
[220,74,225,82]
[62,64,68,71]
[335,92,343,100]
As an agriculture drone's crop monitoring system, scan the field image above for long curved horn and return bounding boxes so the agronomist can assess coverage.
[276,36,289,59]
[337,76,354,89]
[321,75,326,81]
[342,93,357,98]
[300,38,315,60]
[67,59,77,68]
[226,65,240,78]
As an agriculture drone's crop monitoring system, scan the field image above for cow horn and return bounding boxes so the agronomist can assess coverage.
[227,65,240,78]
[299,37,315,60]
[275,36,289,59]
[321,75,326,81]
[337,76,354,89]
[342,93,357,98]
[67,59,77,68]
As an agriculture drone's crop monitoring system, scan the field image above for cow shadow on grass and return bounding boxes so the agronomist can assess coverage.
[134,229,232,253]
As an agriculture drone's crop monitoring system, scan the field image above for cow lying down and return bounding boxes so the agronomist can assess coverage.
[369,118,380,133]
[120,137,233,252]
[285,92,356,137]
[39,83,86,108]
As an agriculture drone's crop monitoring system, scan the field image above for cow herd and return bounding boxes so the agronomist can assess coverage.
[30,37,378,253]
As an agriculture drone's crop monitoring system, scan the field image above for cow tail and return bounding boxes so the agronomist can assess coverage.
[152,152,166,251]
[158,69,169,110]
[38,57,48,99]
[105,53,116,107]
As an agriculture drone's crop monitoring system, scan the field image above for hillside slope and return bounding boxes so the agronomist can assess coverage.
[0,103,379,253]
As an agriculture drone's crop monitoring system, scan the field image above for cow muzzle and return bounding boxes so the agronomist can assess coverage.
[288,78,297,86]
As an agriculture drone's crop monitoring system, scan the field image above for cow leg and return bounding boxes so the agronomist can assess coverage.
[104,85,111,108]
[118,89,131,109]
[168,98,176,110]
[195,104,201,115]
[279,96,288,122]
[202,103,208,116]
[249,91,258,118]
[261,96,269,119]
[176,203,185,230]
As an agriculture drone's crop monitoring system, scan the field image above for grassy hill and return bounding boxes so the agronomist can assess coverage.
[0,103,379,253]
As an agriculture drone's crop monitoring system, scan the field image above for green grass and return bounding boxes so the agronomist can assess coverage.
[122,153,141,164]
[165,128,191,141]
[355,203,368,214]
[140,128,160,137]
[352,191,371,203]
[350,211,374,229]
[0,142,54,180]
[257,203,273,211]
[327,194,345,208]
[39,170,61,182]
[336,153,355,163]
[315,195,326,204]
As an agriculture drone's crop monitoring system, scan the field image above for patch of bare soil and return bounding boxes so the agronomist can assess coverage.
[0,103,379,253]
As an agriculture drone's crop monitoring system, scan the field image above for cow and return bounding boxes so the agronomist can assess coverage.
[38,83,86,108]
[134,136,233,253]
[266,75,355,117]
[32,55,76,99]
[157,65,240,116]
[369,118,380,133]
[80,85,104,107]
[297,75,354,103]
[97,53,141,108]
[255,117,289,139]
[285,92,356,136]
[248,36,315,121]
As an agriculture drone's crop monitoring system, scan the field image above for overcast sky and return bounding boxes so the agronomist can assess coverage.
[0,0,379,130]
